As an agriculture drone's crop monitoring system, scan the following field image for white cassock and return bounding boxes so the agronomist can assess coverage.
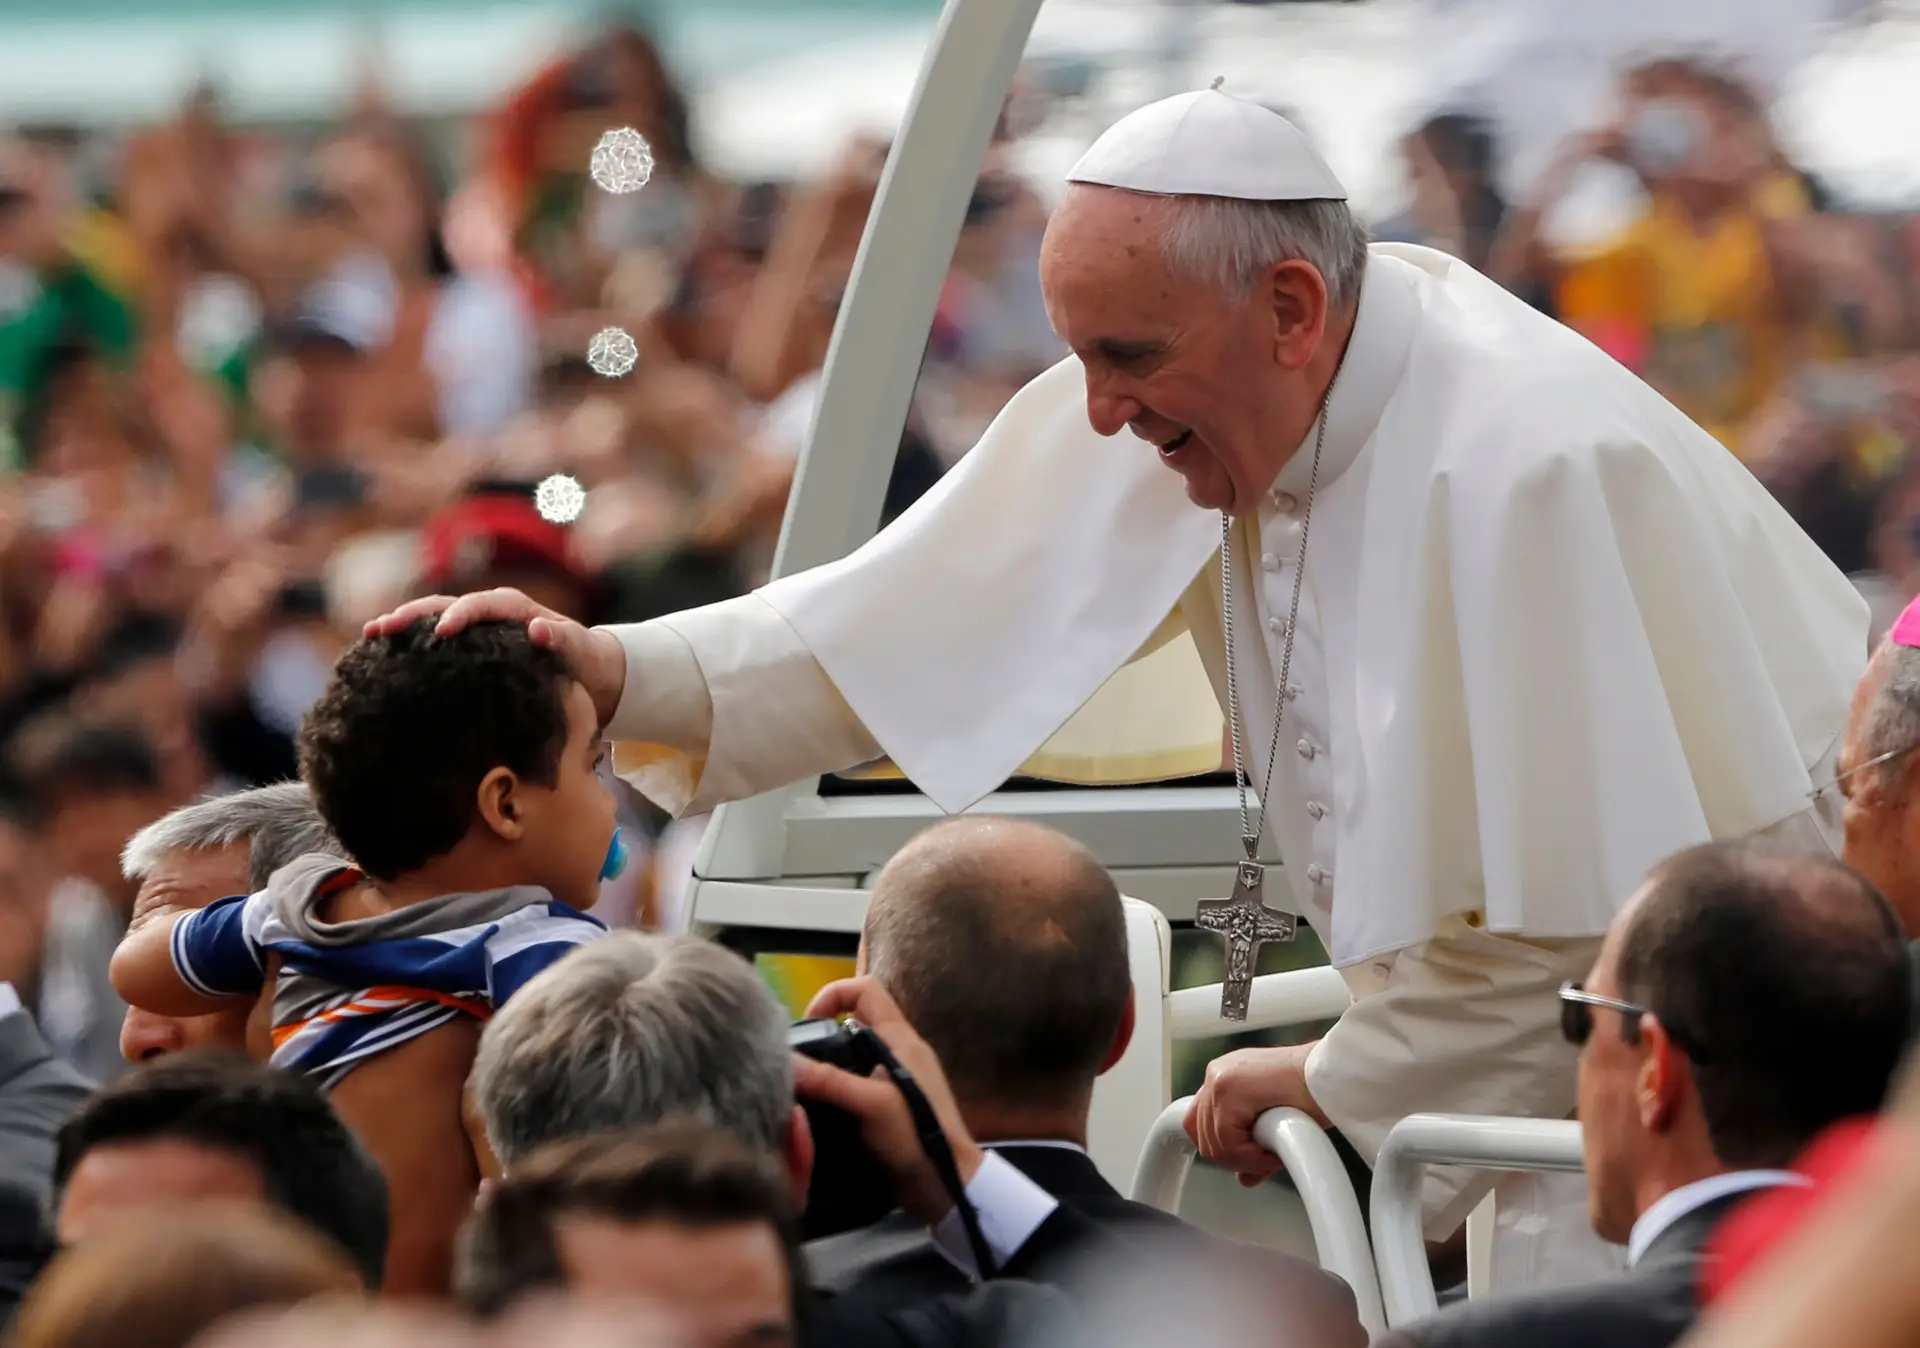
[600,105,1867,1290]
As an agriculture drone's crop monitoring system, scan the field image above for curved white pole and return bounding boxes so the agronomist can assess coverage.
[1167,966,1352,1040]
[1131,1097,1202,1215]
[1130,1096,1387,1338]
[1370,1114,1585,1327]
[771,0,1047,579]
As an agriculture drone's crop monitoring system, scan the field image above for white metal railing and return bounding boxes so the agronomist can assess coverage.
[1131,1097,1388,1338]
[1167,966,1353,1040]
[1370,1114,1585,1327]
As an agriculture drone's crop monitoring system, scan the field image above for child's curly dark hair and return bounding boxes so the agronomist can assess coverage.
[298,620,577,880]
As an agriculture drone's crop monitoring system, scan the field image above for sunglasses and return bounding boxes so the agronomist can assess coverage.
[1559,981,1712,1064]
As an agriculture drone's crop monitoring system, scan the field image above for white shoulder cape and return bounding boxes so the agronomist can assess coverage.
[760,246,1867,956]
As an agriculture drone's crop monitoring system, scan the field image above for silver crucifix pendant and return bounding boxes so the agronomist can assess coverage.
[1195,859,1298,1022]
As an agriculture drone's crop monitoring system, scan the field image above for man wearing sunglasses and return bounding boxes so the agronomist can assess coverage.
[1385,841,1910,1348]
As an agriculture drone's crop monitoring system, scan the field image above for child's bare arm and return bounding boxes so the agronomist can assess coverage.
[109,904,252,1017]
[329,1017,485,1298]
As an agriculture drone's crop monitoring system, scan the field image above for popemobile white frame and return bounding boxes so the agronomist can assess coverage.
[683,0,1586,1330]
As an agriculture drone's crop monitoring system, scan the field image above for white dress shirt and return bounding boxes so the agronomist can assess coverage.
[1626,1170,1808,1267]
[928,1150,1061,1279]
[0,981,20,1020]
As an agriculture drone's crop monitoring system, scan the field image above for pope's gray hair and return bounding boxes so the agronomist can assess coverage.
[472,931,793,1166]
[120,782,342,892]
[1862,640,1920,777]
[1160,196,1371,306]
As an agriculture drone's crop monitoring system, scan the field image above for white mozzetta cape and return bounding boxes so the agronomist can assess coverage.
[650,246,1868,963]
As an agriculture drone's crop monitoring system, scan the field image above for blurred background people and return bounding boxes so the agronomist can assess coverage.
[0,976,89,1330]
[50,1052,389,1291]
[9,1210,362,1348]
[456,1121,803,1348]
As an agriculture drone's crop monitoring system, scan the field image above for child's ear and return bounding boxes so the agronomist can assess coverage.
[476,767,526,841]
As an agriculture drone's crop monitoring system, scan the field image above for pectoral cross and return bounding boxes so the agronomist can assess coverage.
[1195,858,1297,1022]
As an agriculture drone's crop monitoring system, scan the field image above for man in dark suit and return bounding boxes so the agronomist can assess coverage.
[0,982,90,1327]
[805,816,1363,1347]
[476,930,1189,1348]
[1383,842,1913,1348]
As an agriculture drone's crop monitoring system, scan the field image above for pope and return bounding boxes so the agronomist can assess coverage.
[372,90,1866,1284]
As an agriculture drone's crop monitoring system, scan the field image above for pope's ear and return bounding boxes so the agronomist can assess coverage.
[1266,257,1331,372]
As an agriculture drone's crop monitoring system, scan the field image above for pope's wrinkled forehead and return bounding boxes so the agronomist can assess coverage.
[1039,187,1193,324]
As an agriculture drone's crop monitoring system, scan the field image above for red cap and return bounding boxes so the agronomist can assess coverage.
[419,493,588,591]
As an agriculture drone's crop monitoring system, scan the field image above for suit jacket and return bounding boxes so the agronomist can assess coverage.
[0,1010,92,1327]
[804,1196,1102,1348]
[808,1143,1366,1348]
[1381,1190,1773,1348]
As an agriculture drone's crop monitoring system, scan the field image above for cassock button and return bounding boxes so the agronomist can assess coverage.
[1273,491,1299,513]
[1305,864,1330,885]
[1296,739,1316,760]
[1285,683,1303,700]
[1306,800,1327,820]
[1260,552,1280,572]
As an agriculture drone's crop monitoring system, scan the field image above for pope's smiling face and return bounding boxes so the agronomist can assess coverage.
[1040,185,1342,514]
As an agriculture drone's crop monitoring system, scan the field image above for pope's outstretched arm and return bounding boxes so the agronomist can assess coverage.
[365,588,883,816]
[600,595,884,814]
[371,358,1229,819]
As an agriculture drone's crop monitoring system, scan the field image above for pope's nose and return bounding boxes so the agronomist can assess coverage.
[1085,385,1142,438]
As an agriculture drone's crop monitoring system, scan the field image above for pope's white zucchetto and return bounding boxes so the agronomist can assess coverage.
[1066,88,1347,203]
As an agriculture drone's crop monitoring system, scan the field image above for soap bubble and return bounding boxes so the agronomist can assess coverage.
[586,326,639,378]
[590,127,655,194]
[534,473,588,525]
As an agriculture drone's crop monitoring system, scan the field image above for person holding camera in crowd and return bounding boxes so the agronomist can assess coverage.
[473,928,1310,1348]
[808,814,1364,1345]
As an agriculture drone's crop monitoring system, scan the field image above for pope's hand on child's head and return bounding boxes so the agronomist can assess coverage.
[364,589,628,728]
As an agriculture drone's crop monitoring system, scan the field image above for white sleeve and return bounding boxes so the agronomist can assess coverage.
[1302,919,1601,1240]
[929,1150,1061,1278]
[602,593,881,817]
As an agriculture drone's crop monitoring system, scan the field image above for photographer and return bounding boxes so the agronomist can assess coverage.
[470,932,1120,1347]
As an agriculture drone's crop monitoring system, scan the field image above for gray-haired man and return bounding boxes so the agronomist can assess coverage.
[475,932,1251,1348]
[114,783,341,1062]
[1831,593,1920,1029]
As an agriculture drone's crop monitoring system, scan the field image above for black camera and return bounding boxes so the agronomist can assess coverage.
[790,1017,897,1240]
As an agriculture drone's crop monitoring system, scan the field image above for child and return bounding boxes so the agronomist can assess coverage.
[111,620,620,1295]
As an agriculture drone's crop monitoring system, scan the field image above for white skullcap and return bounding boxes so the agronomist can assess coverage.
[1067,87,1346,202]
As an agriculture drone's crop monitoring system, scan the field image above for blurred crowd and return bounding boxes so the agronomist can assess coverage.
[8,14,1920,1348]
[3,14,1919,1085]
[0,20,1064,1078]
[1382,55,1920,618]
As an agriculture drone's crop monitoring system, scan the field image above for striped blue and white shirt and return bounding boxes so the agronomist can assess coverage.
[171,853,606,1088]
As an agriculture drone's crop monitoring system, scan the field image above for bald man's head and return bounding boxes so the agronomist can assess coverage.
[863,818,1130,1115]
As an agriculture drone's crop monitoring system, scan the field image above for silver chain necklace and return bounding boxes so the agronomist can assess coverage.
[1196,367,1345,1021]
[1223,410,1326,864]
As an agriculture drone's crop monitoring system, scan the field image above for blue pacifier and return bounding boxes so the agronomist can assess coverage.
[599,831,630,882]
